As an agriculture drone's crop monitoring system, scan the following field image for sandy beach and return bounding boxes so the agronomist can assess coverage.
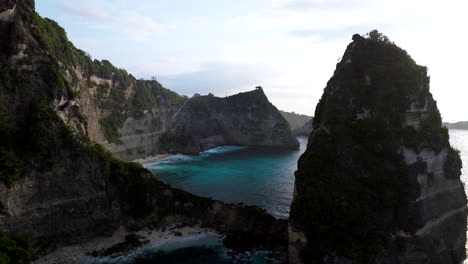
[133,154,173,165]
[33,225,217,264]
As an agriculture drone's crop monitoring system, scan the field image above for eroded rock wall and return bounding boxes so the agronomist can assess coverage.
[289,33,467,264]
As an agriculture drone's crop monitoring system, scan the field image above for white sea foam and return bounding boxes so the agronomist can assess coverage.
[202,146,247,155]
[84,233,221,264]
[144,146,248,168]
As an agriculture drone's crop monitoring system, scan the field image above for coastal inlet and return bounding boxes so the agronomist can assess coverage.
[145,137,309,219]
[147,130,468,221]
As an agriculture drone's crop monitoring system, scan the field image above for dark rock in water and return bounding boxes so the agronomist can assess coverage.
[172,231,183,237]
[125,234,144,244]
[134,246,219,264]
[288,32,467,264]
[90,234,146,257]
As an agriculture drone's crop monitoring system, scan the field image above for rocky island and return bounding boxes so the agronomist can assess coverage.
[289,32,467,263]
[444,121,468,130]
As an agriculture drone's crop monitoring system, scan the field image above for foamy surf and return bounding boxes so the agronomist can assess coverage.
[82,233,222,264]
[144,146,248,168]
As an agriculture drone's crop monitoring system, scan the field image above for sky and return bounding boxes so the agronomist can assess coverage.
[36,0,467,122]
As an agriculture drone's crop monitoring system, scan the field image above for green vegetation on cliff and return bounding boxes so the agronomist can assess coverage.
[279,110,312,130]
[18,12,185,143]
[0,232,35,264]
[86,142,155,217]
[0,4,289,262]
[98,80,184,143]
[158,88,298,153]
[0,65,69,186]
[290,31,459,263]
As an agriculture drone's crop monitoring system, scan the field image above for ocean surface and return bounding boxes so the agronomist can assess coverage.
[449,130,468,194]
[145,136,309,219]
[83,233,275,264]
[87,130,468,263]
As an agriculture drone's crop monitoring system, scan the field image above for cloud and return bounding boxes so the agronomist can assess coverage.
[59,2,171,40]
[148,61,318,115]
[60,3,110,22]
[288,27,366,40]
[230,2,386,34]
[44,0,468,119]
[282,0,361,11]
[156,62,274,97]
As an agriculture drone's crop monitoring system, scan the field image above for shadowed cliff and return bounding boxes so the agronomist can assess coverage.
[0,1,288,262]
[159,88,299,154]
[288,32,467,264]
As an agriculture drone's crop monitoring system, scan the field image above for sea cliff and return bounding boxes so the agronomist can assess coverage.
[0,1,288,262]
[289,32,467,263]
[160,88,299,154]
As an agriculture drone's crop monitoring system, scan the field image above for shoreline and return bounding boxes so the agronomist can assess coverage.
[133,154,174,165]
[32,225,218,264]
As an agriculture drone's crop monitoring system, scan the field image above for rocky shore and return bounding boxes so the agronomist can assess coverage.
[33,225,216,264]
[133,154,174,165]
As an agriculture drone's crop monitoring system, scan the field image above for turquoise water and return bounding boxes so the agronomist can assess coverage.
[83,234,274,264]
[86,130,468,263]
[145,137,308,219]
[146,131,468,219]
[84,139,307,263]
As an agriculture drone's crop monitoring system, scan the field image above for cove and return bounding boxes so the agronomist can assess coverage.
[145,137,308,219]
[83,233,278,264]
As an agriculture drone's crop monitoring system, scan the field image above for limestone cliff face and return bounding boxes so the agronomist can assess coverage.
[288,33,467,263]
[1,1,298,162]
[292,119,313,137]
[105,107,179,160]
[0,0,124,249]
[106,88,299,159]
[0,1,288,258]
[50,49,295,160]
[160,89,299,154]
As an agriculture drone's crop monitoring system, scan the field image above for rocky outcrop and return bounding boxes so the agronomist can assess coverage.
[279,110,312,131]
[292,119,313,137]
[289,32,467,263]
[64,67,295,161]
[444,121,468,130]
[0,3,297,162]
[105,88,299,159]
[105,107,180,160]
[0,1,288,260]
[160,88,299,154]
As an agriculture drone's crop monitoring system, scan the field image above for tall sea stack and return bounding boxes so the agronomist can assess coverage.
[289,32,467,263]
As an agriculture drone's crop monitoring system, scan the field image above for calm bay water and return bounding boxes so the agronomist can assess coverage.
[147,130,468,219]
[145,137,308,219]
[87,130,468,263]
